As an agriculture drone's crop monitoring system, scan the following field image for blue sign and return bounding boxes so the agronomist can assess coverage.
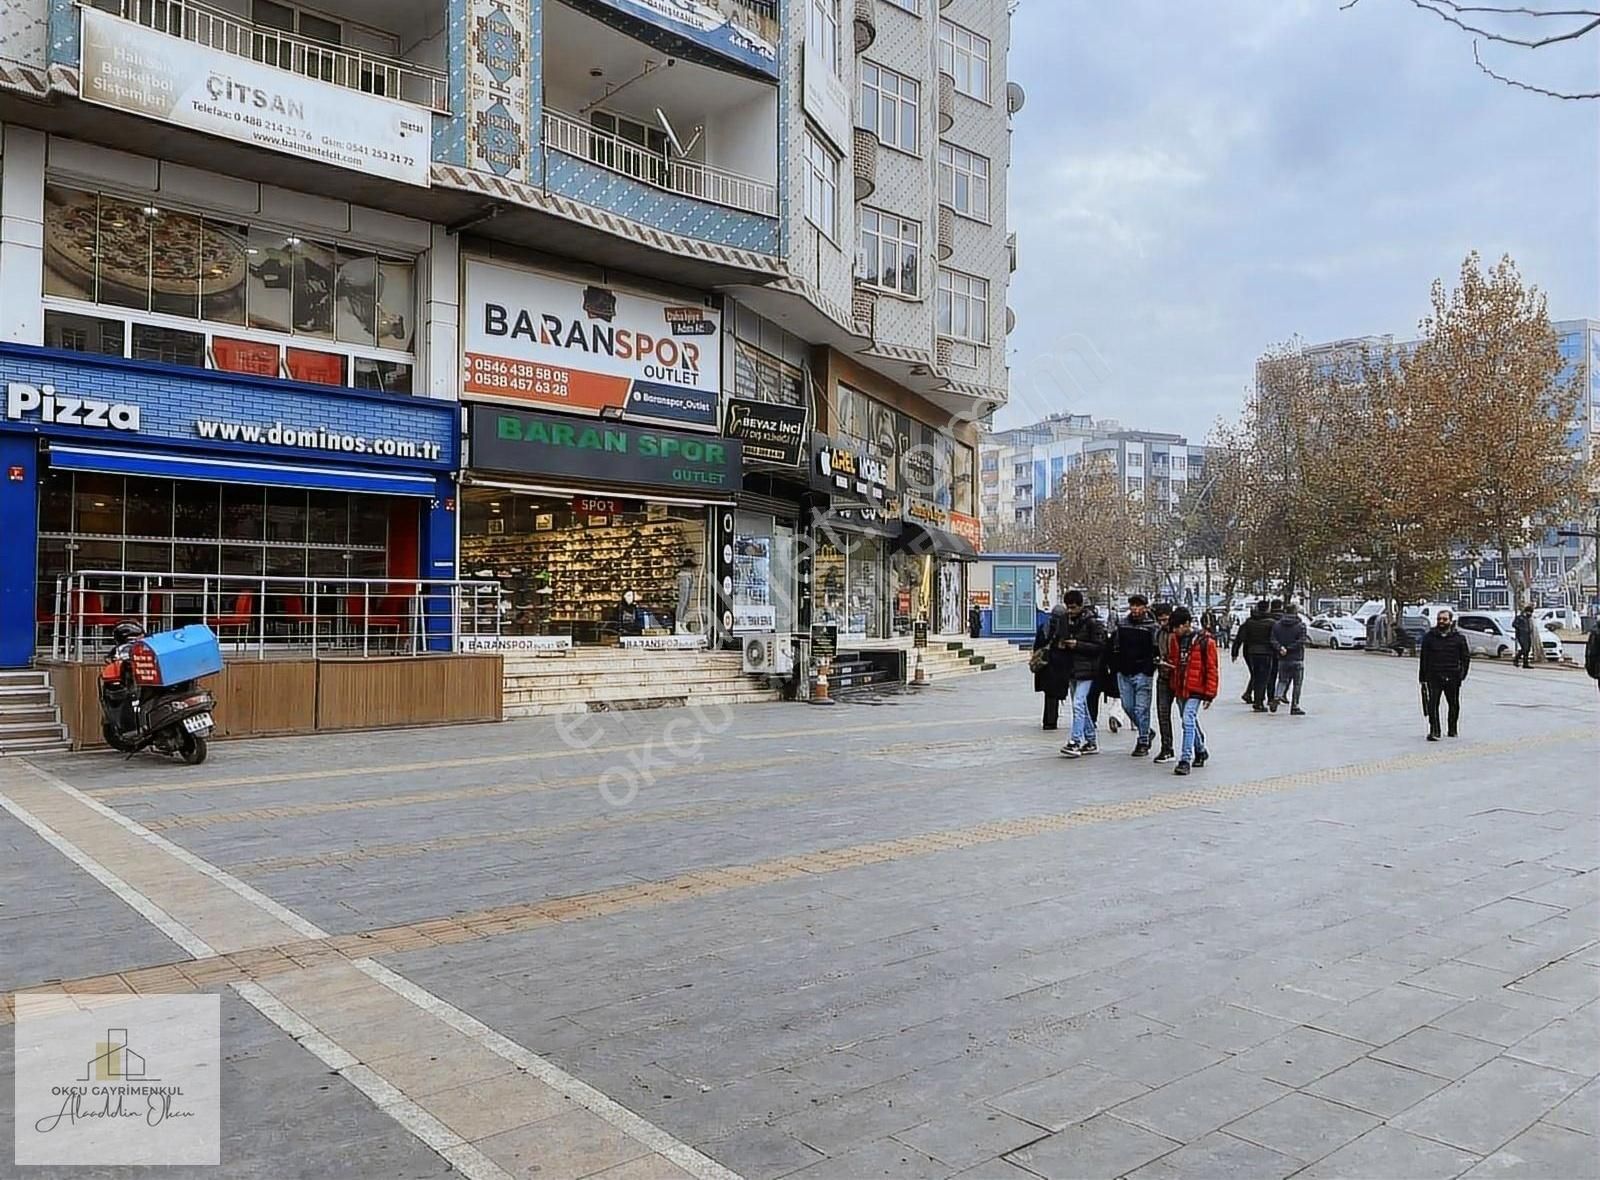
[0,344,457,472]
[585,0,778,80]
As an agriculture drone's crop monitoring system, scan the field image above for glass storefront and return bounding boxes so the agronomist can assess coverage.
[814,532,887,639]
[732,510,798,634]
[460,489,710,644]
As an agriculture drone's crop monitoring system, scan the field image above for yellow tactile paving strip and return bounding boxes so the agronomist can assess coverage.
[6,730,1573,1026]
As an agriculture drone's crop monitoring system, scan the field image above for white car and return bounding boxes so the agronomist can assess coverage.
[1537,608,1579,633]
[1308,615,1367,649]
[1455,613,1563,661]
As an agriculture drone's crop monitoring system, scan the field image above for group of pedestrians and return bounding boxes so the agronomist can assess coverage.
[1229,599,1309,715]
[1033,594,1217,775]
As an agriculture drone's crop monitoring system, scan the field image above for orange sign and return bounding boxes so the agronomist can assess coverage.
[463,353,632,411]
[968,590,992,608]
[951,512,983,550]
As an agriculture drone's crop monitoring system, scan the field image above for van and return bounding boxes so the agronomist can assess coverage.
[1537,607,1579,633]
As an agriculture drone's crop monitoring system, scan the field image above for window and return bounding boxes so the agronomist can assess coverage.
[936,269,989,343]
[938,143,990,220]
[803,130,840,239]
[808,0,840,76]
[861,62,919,153]
[858,208,921,297]
[42,184,416,393]
[938,19,991,101]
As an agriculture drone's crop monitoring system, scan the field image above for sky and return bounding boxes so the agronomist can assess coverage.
[999,0,1600,441]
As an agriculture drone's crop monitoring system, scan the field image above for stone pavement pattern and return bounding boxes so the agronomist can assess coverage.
[1,651,1597,1178]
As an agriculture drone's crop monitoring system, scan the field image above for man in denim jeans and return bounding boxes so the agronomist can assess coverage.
[1057,590,1108,758]
[1109,594,1160,757]
[1165,606,1219,775]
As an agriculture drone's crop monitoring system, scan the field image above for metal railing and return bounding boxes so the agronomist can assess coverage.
[96,0,451,115]
[49,572,503,663]
[543,109,779,217]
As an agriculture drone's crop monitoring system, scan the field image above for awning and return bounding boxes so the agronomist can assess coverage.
[460,475,736,508]
[894,521,978,559]
[48,444,439,497]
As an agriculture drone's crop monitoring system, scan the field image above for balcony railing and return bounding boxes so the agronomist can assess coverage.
[48,572,503,662]
[94,0,451,115]
[544,108,779,218]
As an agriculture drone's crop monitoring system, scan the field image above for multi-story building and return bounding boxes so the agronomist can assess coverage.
[0,0,1019,678]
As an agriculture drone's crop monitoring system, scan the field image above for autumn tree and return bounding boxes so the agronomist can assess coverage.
[1032,464,1141,603]
[1409,253,1587,608]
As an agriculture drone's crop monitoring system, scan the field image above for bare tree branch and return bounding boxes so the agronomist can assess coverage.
[1473,38,1600,96]
[1405,0,1600,48]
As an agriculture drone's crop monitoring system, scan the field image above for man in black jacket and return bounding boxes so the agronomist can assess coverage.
[1109,594,1160,756]
[1151,603,1178,762]
[1057,589,1108,758]
[1513,605,1535,668]
[1231,602,1277,712]
[1419,608,1471,741]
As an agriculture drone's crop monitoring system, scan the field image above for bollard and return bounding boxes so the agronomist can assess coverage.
[811,658,835,705]
[913,649,926,686]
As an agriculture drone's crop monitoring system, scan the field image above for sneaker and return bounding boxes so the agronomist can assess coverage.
[1174,761,1191,776]
[1290,706,1306,716]
[1240,692,1252,704]
[1193,751,1208,768]
[1080,742,1099,756]
[1427,732,1440,742]
[1153,749,1175,764]
[1060,743,1082,758]
[1132,742,1149,758]
[1269,698,1279,713]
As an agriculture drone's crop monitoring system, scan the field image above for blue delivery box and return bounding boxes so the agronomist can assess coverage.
[129,625,224,687]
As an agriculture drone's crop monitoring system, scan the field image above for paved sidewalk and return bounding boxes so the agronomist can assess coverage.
[3,650,1597,1178]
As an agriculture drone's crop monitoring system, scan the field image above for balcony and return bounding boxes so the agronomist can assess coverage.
[90,0,450,114]
[544,108,777,217]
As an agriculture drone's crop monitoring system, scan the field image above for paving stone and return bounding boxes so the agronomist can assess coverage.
[893,1108,1046,1170]
[1121,1130,1302,1180]
[1432,992,1575,1046]
[475,1107,652,1180]
[1171,1004,1296,1054]
[1391,1056,1589,1156]
[1509,959,1600,1006]
[1293,1124,1483,1179]
[1304,1056,1451,1118]
[1540,1077,1599,1137]
[1460,1121,1600,1178]
[1081,1033,1226,1089]
[1308,983,1466,1046]
[1404,960,1520,999]
[987,1063,1148,1133]
[1002,1113,1180,1180]
[947,1161,1037,1180]
[1221,1091,1380,1163]
[1225,1027,1371,1088]
[788,1136,951,1179]
[1370,1025,1515,1080]
[1503,1004,1600,1075]
[1107,1064,1291,1143]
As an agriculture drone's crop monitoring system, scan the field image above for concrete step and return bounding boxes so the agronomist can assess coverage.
[0,704,60,724]
[504,668,761,689]
[0,685,54,703]
[0,669,50,687]
[0,737,72,756]
[505,688,781,718]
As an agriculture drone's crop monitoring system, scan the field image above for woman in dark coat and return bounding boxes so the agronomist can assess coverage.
[1034,603,1072,730]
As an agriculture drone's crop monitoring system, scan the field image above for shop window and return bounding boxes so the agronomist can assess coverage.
[265,547,308,579]
[75,474,124,535]
[287,347,348,386]
[221,545,264,577]
[125,542,175,573]
[125,478,173,536]
[76,538,124,572]
[38,470,74,533]
[44,183,417,392]
[266,488,308,544]
[174,482,221,539]
[222,485,266,541]
[350,504,389,549]
[175,541,218,578]
[308,491,350,546]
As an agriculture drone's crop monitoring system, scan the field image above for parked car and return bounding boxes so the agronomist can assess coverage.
[1536,607,1579,632]
[1456,613,1563,661]
[1308,615,1367,649]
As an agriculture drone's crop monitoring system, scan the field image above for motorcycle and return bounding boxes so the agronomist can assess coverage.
[99,622,220,765]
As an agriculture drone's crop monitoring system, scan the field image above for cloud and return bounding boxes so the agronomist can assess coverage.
[999,0,1600,441]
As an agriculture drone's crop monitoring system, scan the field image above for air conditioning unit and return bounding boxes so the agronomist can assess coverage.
[741,632,793,675]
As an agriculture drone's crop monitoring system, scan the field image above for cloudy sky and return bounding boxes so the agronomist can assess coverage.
[1000,0,1600,440]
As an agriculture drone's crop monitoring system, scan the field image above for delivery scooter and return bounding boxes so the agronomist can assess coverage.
[99,622,220,765]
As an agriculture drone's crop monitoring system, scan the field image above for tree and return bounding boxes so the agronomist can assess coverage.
[1341,0,1600,100]
[1409,253,1587,608]
[1032,464,1141,602]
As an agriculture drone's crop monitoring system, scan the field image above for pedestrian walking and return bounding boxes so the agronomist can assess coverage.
[1166,606,1218,775]
[1057,590,1108,758]
[1513,605,1535,668]
[1151,602,1178,763]
[1586,625,1600,693]
[1271,602,1309,715]
[1032,604,1071,731]
[1266,598,1285,706]
[1109,594,1160,756]
[1200,606,1219,636]
[1231,602,1276,712]
[1419,608,1471,741]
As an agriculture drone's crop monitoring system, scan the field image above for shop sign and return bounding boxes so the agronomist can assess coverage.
[620,634,710,650]
[463,260,722,429]
[913,619,928,648]
[950,512,983,551]
[811,433,890,504]
[725,398,806,467]
[810,622,837,663]
[469,404,741,493]
[903,495,951,532]
[587,0,777,80]
[968,590,992,609]
[0,345,456,469]
[79,7,429,186]
[457,634,573,653]
[572,495,627,516]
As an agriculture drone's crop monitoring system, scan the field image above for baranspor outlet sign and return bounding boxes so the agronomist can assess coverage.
[463,260,722,429]
[79,7,430,186]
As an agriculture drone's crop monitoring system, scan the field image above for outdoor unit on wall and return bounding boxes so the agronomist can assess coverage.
[741,632,793,675]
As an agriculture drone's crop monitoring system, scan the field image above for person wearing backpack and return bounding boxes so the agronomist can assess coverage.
[1167,606,1219,776]
[1032,604,1071,730]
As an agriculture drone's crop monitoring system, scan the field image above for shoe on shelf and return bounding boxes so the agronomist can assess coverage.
[1290,707,1306,716]
[1153,749,1175,764]
[1194,751,1208,768]
[1132,743,1149,758]
[1060,743,1082,758]
[1174,761,1192,776]
[1080,742,1099,756]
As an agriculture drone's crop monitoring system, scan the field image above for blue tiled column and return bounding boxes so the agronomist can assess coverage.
[47,0,78,67]
[0,435,39,668]
[421,478,459,652]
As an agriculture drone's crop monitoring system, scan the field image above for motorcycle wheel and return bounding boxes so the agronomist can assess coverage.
[180,734,208,766]
[102,723,133,752]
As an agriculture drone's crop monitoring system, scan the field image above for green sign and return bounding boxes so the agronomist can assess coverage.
[470,404,742,491]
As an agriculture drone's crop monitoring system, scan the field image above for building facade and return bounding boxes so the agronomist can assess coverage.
[0,0,1017,668]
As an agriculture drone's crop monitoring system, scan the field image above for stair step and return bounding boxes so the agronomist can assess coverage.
[0,740,72,756]
[0,685,54,701]
[0,705,59,723]
[0,670,49,685]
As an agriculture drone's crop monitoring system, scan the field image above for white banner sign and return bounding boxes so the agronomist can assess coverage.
[79,8,431,187]
[457,635,573,653]
[463,259,722,429]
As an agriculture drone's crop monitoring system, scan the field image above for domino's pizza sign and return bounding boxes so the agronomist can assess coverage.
[6,382,141,432]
